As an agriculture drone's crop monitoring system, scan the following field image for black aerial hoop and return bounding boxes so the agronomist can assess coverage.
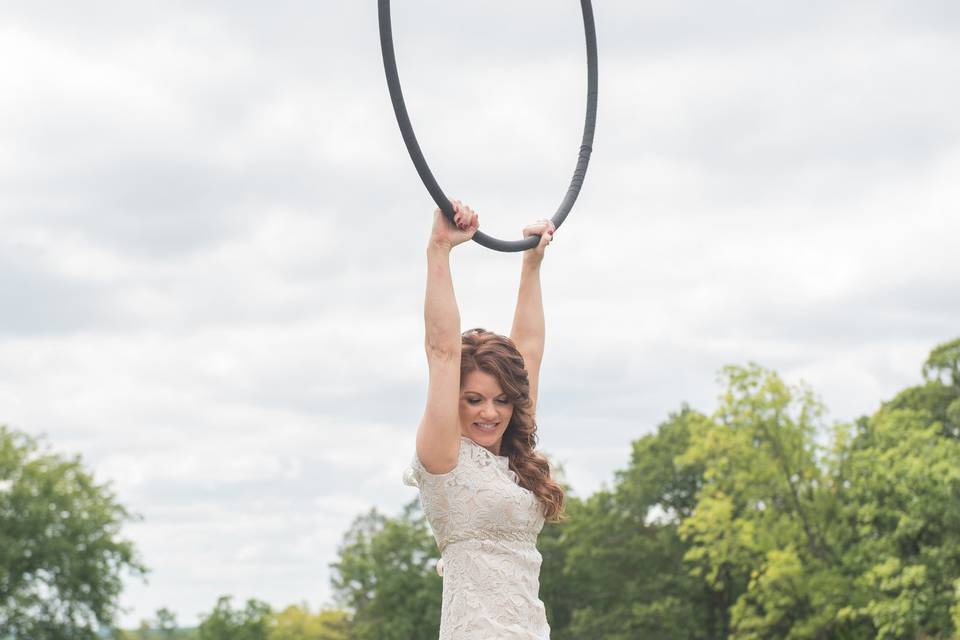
[378,0,599,253]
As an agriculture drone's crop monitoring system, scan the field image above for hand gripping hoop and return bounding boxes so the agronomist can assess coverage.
[378,1,599,252]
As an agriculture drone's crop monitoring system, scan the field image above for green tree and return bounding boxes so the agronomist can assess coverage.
[155,607,178,639]
[0,425,149,640]
[329,499,441,640]
[923,337,960,388]
[674,351,960,639]
[833,336,960,637]
[887,337,960,439]
[676,364,855,639]
[554,407,717,639]
[196,596,272,640]
[832,401,960,635]
[135,619,152,640]
[269,602,349,640]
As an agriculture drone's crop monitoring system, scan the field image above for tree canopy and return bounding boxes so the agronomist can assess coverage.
[1,426,148,639]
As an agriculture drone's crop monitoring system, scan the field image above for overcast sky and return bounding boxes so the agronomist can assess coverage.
[1,0,958,630]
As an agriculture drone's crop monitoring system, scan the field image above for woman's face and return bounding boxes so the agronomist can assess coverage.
[459,369,513,455]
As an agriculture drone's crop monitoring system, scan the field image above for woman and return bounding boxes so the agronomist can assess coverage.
[403,199,566,639]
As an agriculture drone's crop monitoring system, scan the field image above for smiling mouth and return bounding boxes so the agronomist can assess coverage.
[473,422,499,432]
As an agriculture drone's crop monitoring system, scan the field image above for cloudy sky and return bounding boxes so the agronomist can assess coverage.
[2,0,958,630]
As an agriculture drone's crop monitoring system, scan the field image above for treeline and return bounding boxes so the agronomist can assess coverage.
[109,601,349,639]
[2,338,959,639]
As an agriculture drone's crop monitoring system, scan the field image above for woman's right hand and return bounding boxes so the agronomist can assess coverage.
[429,199,479,251]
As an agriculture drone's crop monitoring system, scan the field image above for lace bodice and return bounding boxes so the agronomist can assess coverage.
[403,436,550,639]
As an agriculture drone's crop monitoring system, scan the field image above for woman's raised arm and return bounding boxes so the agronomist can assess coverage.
[509,218,555,412]
[416,201,479,474]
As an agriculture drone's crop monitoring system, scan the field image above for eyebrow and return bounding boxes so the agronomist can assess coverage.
[464,390,508,398]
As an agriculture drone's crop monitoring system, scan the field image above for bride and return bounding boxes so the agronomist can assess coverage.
[403,199,566,639]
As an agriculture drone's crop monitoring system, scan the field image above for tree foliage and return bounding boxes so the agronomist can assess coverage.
[0,426,149,640]
[269,603,349,640]
[329,500,442,640]
[552,407,716,639]
[195,595,272,640]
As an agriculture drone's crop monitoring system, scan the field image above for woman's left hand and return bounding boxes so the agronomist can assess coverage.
[521,218,556,265]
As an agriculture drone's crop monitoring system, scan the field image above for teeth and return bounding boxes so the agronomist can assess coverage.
[474,423,498,430]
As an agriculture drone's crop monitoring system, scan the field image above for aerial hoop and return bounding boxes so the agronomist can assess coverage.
[378,0,599,253]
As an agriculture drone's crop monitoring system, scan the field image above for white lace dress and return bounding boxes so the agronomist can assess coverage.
[403,435,551,639]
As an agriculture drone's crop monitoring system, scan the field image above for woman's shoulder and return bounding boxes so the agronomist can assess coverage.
[402,436,505,488]
[403,437,464,488]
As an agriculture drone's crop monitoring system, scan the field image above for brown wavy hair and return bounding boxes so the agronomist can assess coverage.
[460,327,566,523]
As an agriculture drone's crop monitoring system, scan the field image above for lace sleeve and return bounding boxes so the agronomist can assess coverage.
[403,449,462,488]
[402,454,421,488]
